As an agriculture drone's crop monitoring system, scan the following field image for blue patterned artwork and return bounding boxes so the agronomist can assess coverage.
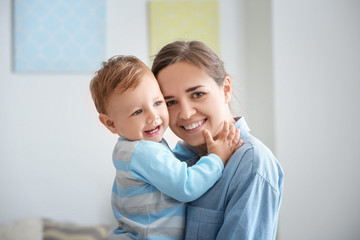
[13,0,106,73]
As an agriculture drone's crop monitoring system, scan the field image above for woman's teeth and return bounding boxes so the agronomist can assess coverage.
[184,120,205,130]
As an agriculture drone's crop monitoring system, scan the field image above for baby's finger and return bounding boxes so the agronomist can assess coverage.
[218,121,229,140]
[233,129,243,150]
[227,124,236,142]
[203,129,215,145]
[232,128,240,145]
[234,139,243,150]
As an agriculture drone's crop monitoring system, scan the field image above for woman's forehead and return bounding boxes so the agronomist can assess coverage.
[157,62,213,86]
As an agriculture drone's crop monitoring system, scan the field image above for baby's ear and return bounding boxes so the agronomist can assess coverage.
[99,113,117,134]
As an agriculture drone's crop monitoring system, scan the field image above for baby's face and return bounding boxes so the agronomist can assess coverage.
[103,71,169,142]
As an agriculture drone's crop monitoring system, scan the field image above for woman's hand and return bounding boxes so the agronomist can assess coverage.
[203,121,243,165]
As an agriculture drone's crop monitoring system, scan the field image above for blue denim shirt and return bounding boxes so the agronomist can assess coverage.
[185,117,284,240]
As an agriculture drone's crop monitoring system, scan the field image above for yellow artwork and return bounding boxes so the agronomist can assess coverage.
[148,1,219,58]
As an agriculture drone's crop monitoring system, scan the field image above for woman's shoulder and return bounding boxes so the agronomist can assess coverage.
[228,135,283,189]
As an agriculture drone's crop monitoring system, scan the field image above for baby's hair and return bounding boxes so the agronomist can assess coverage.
[90,55,150,114]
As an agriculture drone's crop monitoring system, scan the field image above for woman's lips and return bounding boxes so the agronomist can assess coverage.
[182,119,206,131]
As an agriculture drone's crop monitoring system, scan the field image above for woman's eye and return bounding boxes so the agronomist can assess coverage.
[193,92,204,98]
[166,100,177,107]
[132,109,142,116]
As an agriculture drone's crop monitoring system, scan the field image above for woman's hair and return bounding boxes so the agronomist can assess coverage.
[151,40,228,86]
[90,55,149,114]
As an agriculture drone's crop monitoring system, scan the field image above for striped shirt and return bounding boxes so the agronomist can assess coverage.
[109,138,224,240]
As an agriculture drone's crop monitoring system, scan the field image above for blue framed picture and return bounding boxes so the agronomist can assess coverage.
[13,0,106,73]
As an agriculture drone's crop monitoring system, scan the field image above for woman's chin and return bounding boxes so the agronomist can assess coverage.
[183,136,206,148]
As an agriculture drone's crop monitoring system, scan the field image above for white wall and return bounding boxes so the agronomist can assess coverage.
[0,0,115,226]
[273,1,360,239]
[0,0,244,225]
[243,0,274,150]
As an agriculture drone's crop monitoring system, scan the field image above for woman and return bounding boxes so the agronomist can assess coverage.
[152,40,284,240]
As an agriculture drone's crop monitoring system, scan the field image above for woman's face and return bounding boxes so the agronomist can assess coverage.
[156,61,233,148]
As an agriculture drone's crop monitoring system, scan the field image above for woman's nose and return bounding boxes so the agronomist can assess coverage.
[179,101,196,119]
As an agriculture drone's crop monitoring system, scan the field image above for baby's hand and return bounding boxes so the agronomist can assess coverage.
[203,121,243,166]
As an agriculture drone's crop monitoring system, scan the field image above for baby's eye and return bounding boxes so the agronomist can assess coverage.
[166,100,177,107]
[154,101,162,107]
[132,109,142,116]
[192,92,205,98]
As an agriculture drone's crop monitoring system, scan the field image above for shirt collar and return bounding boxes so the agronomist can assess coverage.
[234,117,251,139]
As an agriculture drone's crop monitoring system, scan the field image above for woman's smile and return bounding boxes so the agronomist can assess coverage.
[182,119,206,131]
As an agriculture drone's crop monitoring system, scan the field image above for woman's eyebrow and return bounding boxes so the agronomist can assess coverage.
[186,85,205,92]
[163,85,205,100]
[164,96,173,100]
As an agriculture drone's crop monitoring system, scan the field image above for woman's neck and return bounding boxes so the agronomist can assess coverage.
[196,144,208,157]
[196,115,236,157]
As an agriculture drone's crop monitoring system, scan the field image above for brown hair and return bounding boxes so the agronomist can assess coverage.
[90,55,150,114]
[151,40,227,86]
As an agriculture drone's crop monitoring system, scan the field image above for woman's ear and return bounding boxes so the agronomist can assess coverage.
[223,76,232,104]
[99,113,117,134]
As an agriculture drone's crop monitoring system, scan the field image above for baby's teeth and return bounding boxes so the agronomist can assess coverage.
[149,127,158,134]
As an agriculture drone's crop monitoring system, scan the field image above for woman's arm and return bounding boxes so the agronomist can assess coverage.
[217,173,282,239]
[216,148,283,240]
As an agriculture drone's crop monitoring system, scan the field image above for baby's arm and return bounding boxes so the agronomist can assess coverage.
[127,141,227,202]
[203,121,242,165]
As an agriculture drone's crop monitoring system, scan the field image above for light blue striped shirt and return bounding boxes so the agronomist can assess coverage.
[109,138,224,240]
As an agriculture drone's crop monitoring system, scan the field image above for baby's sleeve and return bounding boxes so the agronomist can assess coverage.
[129,141,224,202]
[172,141,199,166]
